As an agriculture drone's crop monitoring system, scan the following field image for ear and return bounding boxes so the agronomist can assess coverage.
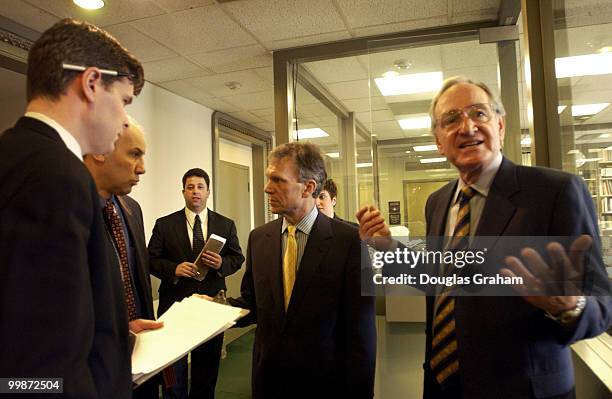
[303,179,317,198]
[434,131,445,155]
[332,197,337,207]
[497,115,506,147]
[81,67,103,103]
[91,153,106,163]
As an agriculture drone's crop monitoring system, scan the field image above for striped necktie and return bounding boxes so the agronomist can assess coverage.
[283,225,297,310]
[430,186,476,387]
[193,214,205,259]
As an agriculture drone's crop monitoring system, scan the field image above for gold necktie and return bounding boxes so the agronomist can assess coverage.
[430,186,476,386]
[283,225,297,310]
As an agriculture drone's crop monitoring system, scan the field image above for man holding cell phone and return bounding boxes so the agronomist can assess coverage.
[148,167,244,399]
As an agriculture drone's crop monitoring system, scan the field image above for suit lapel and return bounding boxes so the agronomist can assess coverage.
[263,219,284,316]
[430,181,457,237]
[206,209,216,240]
[475,157,519,237]
[286,213,332,319]
[174,209,193,261]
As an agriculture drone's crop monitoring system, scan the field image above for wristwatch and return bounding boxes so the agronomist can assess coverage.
[546,296,587,325]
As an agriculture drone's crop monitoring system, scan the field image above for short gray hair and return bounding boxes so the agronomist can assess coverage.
[269,142,327,197]
[429,76,505,132]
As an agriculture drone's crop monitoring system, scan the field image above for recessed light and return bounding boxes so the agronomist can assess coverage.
[293,128,329,139]
[571,103,610,117]
[325,152,340,158]
[419,157,447,164]
[598,46,612,53]
[73,0,105,10]
[398,116,431,130]
[413,144,438,152]
[356,163,373,168]
[382,71,399,78]
[374,72,443,96]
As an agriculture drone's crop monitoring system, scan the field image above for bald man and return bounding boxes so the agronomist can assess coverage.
[85,118,162,399]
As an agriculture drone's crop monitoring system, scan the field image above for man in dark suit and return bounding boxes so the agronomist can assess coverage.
[316,178,359,227]
[0,19,143,399]
[85,117,163,399]
[149,168,245,399]
[357,76,612,399]
[229,142,376,399]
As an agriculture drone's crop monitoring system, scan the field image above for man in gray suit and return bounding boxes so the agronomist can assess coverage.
[358,76,612,399]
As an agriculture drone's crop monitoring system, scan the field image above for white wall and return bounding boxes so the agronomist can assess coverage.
[128,82,214,242]
[219,137,255,230]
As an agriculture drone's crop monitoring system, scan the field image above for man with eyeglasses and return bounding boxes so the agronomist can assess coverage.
[0,19,143,399]
[357,76,611,398]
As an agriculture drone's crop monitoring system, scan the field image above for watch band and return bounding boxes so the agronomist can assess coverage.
[545,296,586,325]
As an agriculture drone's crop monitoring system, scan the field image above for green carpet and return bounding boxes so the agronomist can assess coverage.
[215,330,254,398]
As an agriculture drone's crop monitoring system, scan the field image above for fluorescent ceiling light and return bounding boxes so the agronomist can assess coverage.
[325,152,340,158]
[294,128,329,139]
[571,103,610,116]
[399,116,431,130]
[413,144,438,152]
[599,134,611,139]
[555,52,612,78]
[374,71,443,96]
[558,105,567,114]
[419,157,447,164]
[73,0,105,9]
[356,163,373,168]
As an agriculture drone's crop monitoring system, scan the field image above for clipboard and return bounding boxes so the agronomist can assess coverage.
[193,234,226,281]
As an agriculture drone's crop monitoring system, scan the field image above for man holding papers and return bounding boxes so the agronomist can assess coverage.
[229,142,376,399]
[149,167,244,399]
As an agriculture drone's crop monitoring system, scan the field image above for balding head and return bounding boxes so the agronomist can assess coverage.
[85,117,146,199]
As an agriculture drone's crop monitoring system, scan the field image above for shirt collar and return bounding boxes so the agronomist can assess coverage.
[452,152,503,204]
[282,205,318,235]
[25,111,83,161]
[185,207,208,227]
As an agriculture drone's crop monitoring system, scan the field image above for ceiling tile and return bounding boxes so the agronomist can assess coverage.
[228,111,264,125]
[441,40,497,69]
[451,10,498,24]
[142,56,211,83]
[222,0,346,42]
[187,70,271,97]
[335,0,446,29]
[26,0,166,27]
[351,16,448,38]
[253,121,274,132]
[444,66,499,90]
[222,90,275,110]
[266,30,351,51]
[452,0,500,14]
[106,24,176,63]
[253,67,273,85]
[132,5,256,54]
[250,108,274,118]
[326,79,371,100]
[152,0,215,12]
[356,109,395,125]
[157,79,215,102]
[366,46,443,78]
[0,0,58,32]
[188,44,272,73]
[196,97,242,113]
[304,57,368,83]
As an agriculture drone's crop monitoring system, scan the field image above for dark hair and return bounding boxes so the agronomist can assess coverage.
[27,19,144,102]
[182,168,210,189]
[322,179,338,199]
[269,142,327,197]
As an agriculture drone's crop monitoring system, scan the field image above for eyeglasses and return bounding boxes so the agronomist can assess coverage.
[62,63,133,78]
[436,103,499,131]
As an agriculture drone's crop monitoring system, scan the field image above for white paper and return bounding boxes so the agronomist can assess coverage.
[131,296,245,383]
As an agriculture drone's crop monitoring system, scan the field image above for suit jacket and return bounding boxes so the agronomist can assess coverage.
[334,213,359,228]
[230,212,376,399]
[113,195,155,320]
[423,157,612,399]
[0,117,131,398]
[149,208,244,316]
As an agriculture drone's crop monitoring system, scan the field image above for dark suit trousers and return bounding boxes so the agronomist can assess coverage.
[163,333,224,399]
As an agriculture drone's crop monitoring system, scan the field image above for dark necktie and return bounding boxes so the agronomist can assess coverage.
[193,214,205,259]
[103,199,138,321]
[430,186,476,387]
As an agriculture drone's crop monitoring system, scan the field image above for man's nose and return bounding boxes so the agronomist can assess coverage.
[136,160,145,175]
[458,113,477,134]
